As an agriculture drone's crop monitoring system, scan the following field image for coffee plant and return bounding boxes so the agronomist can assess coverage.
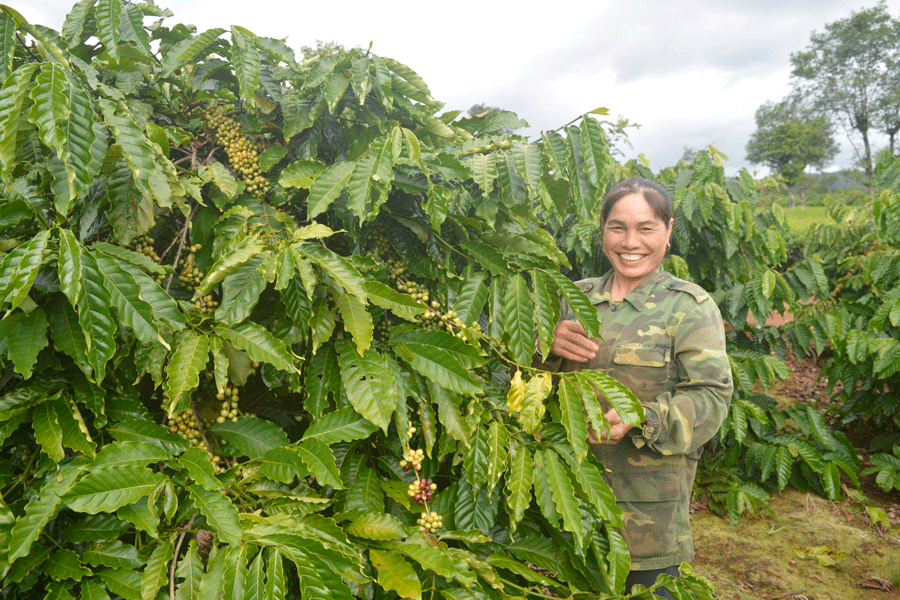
[0,2,724,599]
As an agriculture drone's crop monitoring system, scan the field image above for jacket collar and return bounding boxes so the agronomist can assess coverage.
[595,265,665,311]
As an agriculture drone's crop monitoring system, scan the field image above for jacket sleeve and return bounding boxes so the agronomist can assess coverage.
[631,295,733,456]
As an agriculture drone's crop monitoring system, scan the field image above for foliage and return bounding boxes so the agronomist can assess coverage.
[781,151,900,452]
[0,2,727,599]
[745,98,839,206]
[863,445,900,493]
[790,0,900,188]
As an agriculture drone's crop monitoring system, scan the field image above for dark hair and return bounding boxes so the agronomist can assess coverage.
[600,177,673,227]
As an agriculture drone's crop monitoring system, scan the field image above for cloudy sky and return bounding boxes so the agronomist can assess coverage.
[23,0,900,175]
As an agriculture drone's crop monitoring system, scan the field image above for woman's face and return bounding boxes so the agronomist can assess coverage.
[603,192,673,291]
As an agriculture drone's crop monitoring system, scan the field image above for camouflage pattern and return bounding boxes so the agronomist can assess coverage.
[556,266,733,571]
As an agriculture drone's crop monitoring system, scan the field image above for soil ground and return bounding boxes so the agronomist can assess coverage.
[687,353,900,600]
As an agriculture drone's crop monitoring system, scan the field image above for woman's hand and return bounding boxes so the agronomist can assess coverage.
[590,408,634,444]
[550,320,599,362]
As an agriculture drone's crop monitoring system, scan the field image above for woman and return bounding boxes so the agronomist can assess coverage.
[549,177,733,597]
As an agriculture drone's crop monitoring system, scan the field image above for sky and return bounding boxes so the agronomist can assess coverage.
[22,0,900,176]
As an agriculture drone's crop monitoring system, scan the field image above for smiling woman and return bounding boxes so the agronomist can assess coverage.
[549,177,734,598]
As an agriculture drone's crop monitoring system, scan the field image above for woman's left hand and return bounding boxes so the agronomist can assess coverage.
[588,408,634,444]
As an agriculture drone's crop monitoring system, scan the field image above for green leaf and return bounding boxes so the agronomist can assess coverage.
[484,420,508,495]
[141,540,174,600]
[348,136,394,220]
[265,550,287,600]
[195,234,264,297]
[298,243,367,302]
[519,372,552,434]
[575,370,644,428]
[369,550,421,600]
[178,446,222,490]
[260,446,311,484]
[164,332,211,413]
[336,339,397,432]
[343,460,383,514]
[544,269,602,339]
[0,12,18,93]
[505,439,534,531]
[503,273,535,366]
[117,499,160,538]
[364,280,427,321]
[2,307,48,378]
[280,159,326,189]
[391,340,482,395]
[72,250,117,382]
[0,64,37,176]
[1,230,49,313]
[211,416,290,459]
[64,465,167,514]
[231,26,262,108]
[532,270,559,359]
[538,448,583,549]
[216,253,268,326]
[297,438,343,489]
[32,400,65,463]
[161,28,226,75]
[303,407,378,444]
[103,105,171,208]
[28,62,70,154]
[107,419,191,455]
[187,484,243,546]
[47,548,91,581]
[82,540,143,570]
[307,161,353,218]
[430,380,472,445]
[346,513,406,540]
[8,464,84,562]
[95,253,164,347]
[335,292,374,355]
[216,321,299,374]
[557,378,589,463]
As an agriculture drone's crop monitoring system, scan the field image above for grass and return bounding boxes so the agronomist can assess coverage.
[781,205,835,235]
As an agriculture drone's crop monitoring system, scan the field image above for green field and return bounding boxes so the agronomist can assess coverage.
[781,205,835,234]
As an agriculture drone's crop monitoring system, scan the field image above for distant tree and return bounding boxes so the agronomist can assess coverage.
[678,145,698,166]
[745,99,839,208]
[790,1,900,193]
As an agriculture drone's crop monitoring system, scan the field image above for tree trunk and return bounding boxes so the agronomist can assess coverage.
[788,187,796,209]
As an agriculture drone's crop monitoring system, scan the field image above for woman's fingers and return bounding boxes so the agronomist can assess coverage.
[550,321,599,361]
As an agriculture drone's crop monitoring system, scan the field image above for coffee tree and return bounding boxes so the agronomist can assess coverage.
[0,2,725,599]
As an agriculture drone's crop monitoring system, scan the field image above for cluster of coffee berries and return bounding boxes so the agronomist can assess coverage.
[416,300,466,336]
[407,478,437,504]
[129,234,160,263]
[194,294,219,314]
[417,511,443,534]
[215,382,241,424]
[165,402,204,446]
[204,105,270,196]
[178,244,204,289]
[399,448,424,471]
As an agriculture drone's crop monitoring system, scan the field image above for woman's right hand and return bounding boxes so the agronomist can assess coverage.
[550,320,599,362]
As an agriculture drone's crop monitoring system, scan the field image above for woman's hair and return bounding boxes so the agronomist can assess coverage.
[600,177,673,226]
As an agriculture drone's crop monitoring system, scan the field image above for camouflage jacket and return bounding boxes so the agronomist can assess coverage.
[555,266,733,571]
